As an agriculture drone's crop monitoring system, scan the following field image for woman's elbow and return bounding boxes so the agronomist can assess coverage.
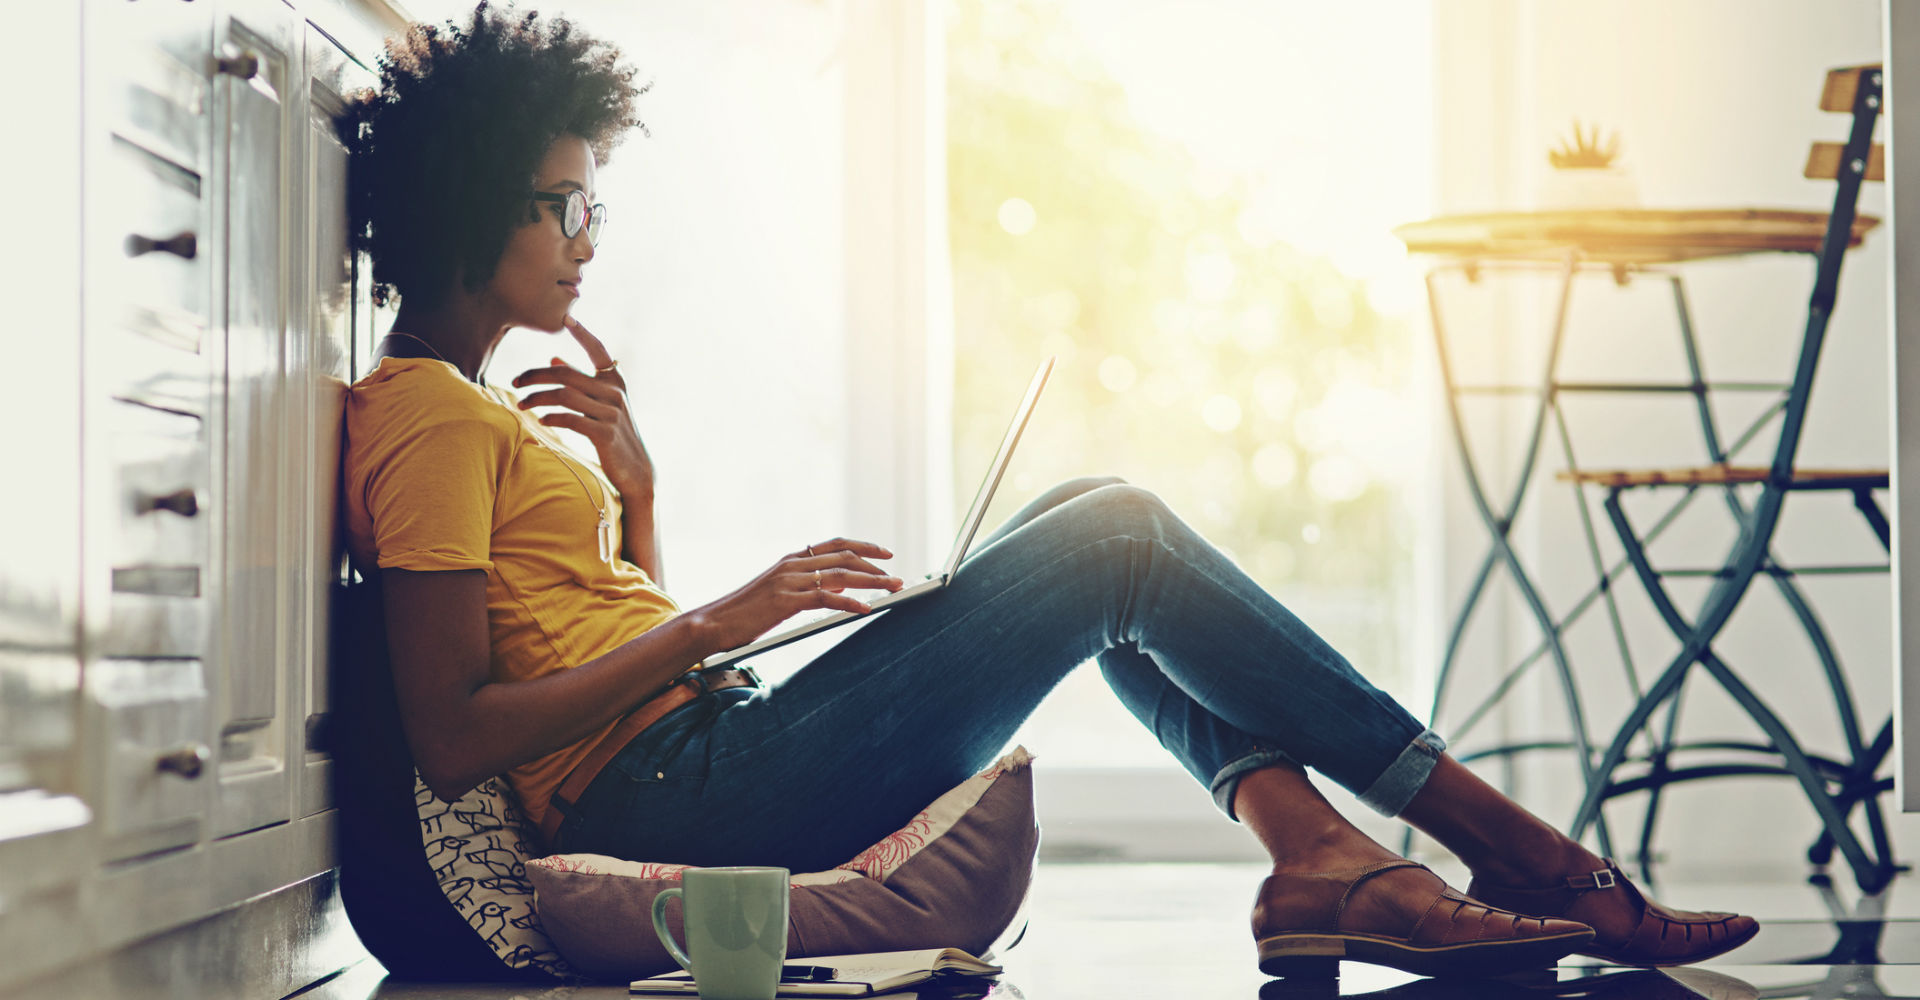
[411,743,484,802]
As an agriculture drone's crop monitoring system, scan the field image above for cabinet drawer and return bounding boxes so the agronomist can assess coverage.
[88,0,212,93]
[100,135,207,325]
[105,400,208,569]
[89,658,208,857]
[102,567,206,660]
[101,36,209,175]
[96,306,210,415]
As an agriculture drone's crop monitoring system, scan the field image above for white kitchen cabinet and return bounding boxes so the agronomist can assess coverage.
[0,0,405,995]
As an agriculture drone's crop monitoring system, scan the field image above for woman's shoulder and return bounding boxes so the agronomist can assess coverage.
[347,356,518,435]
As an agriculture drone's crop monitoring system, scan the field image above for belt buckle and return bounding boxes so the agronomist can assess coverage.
[676,668,713,696]
[685,663,761,693]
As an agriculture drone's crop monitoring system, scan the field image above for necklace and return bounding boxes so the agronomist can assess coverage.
[385,332,477,383]
[541,435,618,565]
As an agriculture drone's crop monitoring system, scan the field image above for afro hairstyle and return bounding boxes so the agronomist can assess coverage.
[339,1,647,309]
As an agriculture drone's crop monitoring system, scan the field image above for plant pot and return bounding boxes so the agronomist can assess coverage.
[1534,166,1641,211]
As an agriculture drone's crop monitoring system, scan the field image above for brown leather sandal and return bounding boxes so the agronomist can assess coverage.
[1466,859,1759,967]
[1252,859,1595,979]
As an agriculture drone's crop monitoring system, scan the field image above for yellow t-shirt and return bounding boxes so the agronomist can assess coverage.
[342,356,680,830]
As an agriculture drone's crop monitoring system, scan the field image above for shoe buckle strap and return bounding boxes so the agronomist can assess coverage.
[1565,866,1618,892]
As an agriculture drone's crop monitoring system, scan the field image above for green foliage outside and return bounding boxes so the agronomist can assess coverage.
[945,0,1420,688]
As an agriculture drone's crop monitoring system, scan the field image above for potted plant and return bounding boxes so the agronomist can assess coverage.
[1535,120,1640,210]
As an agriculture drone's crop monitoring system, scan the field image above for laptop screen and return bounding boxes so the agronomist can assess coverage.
[941,357,1055,579]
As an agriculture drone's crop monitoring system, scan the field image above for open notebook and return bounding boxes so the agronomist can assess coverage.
[629,947,1002,997]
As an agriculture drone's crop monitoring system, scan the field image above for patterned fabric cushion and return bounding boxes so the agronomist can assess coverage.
[525,747,1040,981]
[416,773,573,978]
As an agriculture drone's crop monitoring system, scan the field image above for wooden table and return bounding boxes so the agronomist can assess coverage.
[1395,207,1879,266]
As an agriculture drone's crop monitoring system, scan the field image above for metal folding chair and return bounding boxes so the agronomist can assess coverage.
[1559,64,1898,893]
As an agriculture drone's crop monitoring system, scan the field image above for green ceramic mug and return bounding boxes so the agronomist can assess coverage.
[651,866,791,1000]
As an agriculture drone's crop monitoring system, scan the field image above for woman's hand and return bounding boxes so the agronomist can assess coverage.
[511,317,655,500]
[688,538,904,652]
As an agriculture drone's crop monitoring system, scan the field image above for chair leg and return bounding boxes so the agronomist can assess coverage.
[1578,490,1895,891]
[1808,719,1897,876]
[1423,260,1616,859]
[1699,652,1892,892]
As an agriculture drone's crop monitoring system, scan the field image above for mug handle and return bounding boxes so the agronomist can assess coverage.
[651,887,693,971]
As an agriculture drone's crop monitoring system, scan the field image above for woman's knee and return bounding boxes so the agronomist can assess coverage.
[1037,475,1128,510]
[1075,481,1173,531]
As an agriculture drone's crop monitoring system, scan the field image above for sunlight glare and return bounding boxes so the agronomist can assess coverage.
[1234,302,1280,352]
[1153,298,1193,338]
[1200,394,1242,433]
[1098,354,1138,392]
[1253,367,1298,421]
[998,196,1037,235]
[1309,454,1371,503]
[1318,381,1423,483]
[1310,283,1355,331]
[1185,245,1238,303]
[1252,442,1298,488]
[1143,368,1182,408]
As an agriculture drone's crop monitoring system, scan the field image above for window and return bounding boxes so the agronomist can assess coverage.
[946,0,1436,779]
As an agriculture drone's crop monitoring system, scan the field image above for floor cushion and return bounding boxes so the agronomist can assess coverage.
[526,747,1040,980]
[415,772,575,978]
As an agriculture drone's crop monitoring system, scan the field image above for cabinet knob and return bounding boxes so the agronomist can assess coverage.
[216,52,260,80]
[155,743,210,779]
[144,488,200,518]
[125,231,197,260]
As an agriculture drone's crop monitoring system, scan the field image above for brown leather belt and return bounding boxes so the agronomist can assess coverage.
[540,665,760,847]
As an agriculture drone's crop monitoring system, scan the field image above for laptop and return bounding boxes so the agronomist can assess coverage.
[702,357,1054,668]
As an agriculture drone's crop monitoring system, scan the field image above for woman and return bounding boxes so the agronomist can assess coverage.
[340,2,1756,980]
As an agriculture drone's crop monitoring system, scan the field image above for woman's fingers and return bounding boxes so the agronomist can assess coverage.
[809,591,877,615]
[799,550,898,583]
[517,385,619,421]
[536,411,599,438]
[512,363,620,402]
[801,537,894,561]
[565,317,618,373]
[808,567,904,593]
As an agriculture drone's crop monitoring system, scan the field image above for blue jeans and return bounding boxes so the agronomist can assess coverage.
[553,478,1445,873]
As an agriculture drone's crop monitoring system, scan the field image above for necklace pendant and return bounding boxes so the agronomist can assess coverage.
[598,516,616,563]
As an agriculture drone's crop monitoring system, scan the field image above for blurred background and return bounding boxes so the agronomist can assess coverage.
[413,0,1438,781]
[390,0,1896,871]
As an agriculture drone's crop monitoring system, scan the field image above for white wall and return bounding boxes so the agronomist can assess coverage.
[438,0,946,679]
[1430,0,1902,876]
[484,0,850,634]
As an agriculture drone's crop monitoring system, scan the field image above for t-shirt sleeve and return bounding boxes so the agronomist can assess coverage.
[363,414,507,573]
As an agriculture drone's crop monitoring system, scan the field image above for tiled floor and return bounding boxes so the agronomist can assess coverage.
[302,861,1920,999]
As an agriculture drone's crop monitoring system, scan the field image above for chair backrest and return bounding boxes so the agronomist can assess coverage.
[1806,64,1887,182]
[1767,64,1884,478]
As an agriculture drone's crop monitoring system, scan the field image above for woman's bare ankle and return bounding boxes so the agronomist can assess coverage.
[1268,833,1400,875]
[1469,824,1602,887]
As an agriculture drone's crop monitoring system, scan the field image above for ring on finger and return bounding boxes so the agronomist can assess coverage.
[595,361,620,375]
[806,545,814,557]
[813,570,823,591]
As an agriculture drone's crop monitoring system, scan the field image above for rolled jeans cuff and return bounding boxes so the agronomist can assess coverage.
[1357,728,1448,817]
[1210,747,1299,821]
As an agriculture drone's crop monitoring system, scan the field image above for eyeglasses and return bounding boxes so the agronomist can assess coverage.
[528,189,607,247]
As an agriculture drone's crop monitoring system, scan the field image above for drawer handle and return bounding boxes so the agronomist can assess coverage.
[156,743,209,780]
[111,565,200,597]
[144,488,200,518]
[216,52,260,80]
[125,231,198,260]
